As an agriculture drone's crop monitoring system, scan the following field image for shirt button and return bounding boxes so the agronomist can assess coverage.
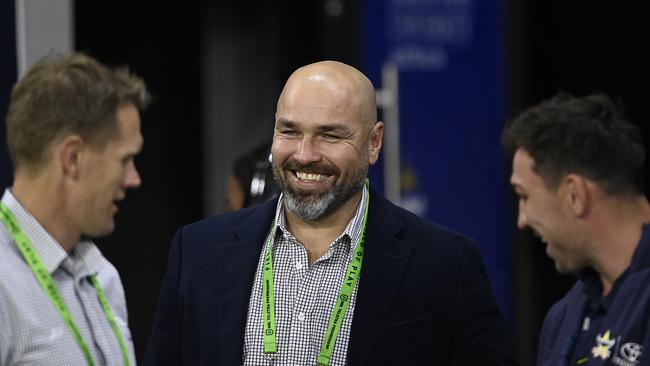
[297,312,306,321]
[295,262,303,270]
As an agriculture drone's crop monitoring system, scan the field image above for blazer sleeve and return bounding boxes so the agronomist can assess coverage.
[450,240,519,366]
[143,227,185,366]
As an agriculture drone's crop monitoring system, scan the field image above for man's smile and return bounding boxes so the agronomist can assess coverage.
[294,171,329,182]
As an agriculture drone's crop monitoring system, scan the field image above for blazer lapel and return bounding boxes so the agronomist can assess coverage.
[347,192,413,365]
[214,199,278,365]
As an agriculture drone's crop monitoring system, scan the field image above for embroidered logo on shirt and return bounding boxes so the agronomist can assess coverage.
[592,330,616,360]
[612,342,643,366]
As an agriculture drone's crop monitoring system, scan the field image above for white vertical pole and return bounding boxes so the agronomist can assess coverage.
[15,0,74,77]
[378,63,400,205]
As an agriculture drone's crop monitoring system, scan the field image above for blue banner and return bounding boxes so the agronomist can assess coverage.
[364,0,511,319]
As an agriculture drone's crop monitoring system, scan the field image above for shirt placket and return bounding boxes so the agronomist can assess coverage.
[285,238,313,365]
[58,257,107,365]
[310,241,347,366]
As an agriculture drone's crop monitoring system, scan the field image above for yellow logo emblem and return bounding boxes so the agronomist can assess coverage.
[592,330,616,360]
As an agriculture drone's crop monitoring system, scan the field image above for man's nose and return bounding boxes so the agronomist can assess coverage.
[294,137,322,165]
[124,163,142,189]
[517,201,528,229]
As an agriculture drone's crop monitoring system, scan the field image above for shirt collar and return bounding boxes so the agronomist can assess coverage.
[1,188,104,275]
[272,183,369,252]
[579,267,610,312]
[627,222,650,272]
[578,223,650,312]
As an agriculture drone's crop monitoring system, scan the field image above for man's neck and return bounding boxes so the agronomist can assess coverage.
[284,190,363,265]
[12,174,79,252]
[591,196,650,295]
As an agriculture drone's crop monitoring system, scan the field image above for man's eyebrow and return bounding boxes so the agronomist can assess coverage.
[317,123,351,134]
[276,118,296,129]
[276,119,353,134]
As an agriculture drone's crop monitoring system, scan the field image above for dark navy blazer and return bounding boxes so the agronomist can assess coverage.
[143,191,518,365]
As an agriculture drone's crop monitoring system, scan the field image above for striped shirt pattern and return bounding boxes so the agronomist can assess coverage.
[0,189,135,365]
[243,185,368,366]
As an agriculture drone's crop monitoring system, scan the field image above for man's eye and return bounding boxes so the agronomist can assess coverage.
[281,130,298,136]
[322,134,340,141]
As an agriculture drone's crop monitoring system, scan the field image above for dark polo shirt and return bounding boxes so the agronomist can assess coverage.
[538,224,650,366]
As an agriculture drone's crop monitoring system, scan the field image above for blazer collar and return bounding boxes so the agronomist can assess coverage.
[347,190,414,365]
[214,197,278,365]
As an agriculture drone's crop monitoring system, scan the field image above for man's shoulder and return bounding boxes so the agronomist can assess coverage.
[539,281,582,337]
[373,193,477,250]
[366,193,485,275]
[550,287,578,313]
[0,229,37,307]
[0,228,25,279]
[175,200,276,243]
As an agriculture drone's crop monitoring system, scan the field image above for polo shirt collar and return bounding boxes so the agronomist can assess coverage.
[628,223,650,272]
[579,223,650,312]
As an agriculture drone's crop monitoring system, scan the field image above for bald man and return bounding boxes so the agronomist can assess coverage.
[144,61,518,365]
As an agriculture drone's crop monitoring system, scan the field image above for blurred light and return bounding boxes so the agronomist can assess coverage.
[325,0,343,17]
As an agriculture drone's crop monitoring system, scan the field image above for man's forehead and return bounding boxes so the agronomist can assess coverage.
[511,149,536,185]
[279,64,375,118]
[509,169,527,191]
[513,149,536,171]
[280,78,351,105]
[276,90,366,130]
[511,148,559,193]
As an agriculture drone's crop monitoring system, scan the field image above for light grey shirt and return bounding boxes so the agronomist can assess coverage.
[243,185,368,366]
[0,189,135,365]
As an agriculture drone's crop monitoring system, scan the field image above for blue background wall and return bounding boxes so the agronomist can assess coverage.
[364,0,512,319]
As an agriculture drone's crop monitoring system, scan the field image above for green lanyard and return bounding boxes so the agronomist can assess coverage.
[262,180,370,366]
[0,203,130,366]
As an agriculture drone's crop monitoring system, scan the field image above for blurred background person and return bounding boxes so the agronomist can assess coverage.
[0,53,149,365]
[503,93,650,365]
[226,141,279,211]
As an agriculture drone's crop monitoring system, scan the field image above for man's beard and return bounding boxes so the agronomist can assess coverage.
[272,158,367,221]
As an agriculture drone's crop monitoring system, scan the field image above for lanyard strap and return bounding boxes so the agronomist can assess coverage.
[262,180,369,366]
[0,203,130,366]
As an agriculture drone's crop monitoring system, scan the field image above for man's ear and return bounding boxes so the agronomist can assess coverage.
[563,174,590,217]
[56,135,85,179]
[368,121,384,165]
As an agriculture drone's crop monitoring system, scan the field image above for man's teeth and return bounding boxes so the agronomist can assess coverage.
[296,172,327,181]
